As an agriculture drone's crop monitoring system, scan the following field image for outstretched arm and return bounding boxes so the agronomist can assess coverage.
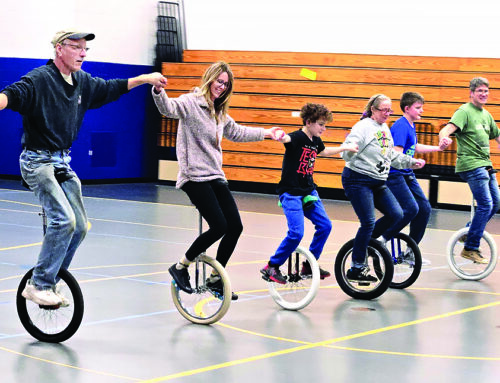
[416,137,452,153]
[0,93,8,111]
[320,142,358,156]
[128,72,167,91]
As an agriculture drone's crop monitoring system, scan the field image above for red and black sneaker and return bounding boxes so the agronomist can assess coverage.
[301,261,331,280]
[260,264,287,284]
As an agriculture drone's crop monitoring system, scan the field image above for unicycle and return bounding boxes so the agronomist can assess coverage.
[387,233,422,289]
[17,267,84,343]
[16,206,84,343]
[263,246,320,311]
[447,199,498,280]
[334,238,394,300]
[170,212,232,324]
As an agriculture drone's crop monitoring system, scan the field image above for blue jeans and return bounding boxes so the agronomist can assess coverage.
[342,167,403,268]
[457,167,500,250]
[20,149,88,290]
[386,173,431,244]
[270,190,332,266]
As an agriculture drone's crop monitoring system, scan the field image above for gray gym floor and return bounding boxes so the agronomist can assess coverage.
[0,179,499,382]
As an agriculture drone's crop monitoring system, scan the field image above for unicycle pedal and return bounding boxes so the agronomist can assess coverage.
[39,304,61,310]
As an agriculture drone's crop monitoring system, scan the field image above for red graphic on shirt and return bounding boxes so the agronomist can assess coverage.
[297,147,316,176]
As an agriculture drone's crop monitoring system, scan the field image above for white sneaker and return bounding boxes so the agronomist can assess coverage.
[22,280,62,306]
[421,257,432,266]
[374,236,387,247]
[401,248,415,265]
[53,283,70,307]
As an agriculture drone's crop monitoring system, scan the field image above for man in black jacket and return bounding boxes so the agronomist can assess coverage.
[0,30,167,306]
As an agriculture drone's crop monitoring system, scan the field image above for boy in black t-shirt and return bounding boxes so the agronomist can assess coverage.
[261,103,358,284]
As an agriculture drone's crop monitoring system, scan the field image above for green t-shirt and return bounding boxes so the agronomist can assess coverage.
[450,102,499,172]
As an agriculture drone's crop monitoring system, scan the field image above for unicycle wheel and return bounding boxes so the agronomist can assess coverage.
[388,233,422,289]
[266,246,320,311]
[334,239,394,300]
[16,268,84,343]
[447,228,497,280]
[170,255,231,324]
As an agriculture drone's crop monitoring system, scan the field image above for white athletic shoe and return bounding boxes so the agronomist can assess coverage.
[53,283,70,307]
[22,280,62,306]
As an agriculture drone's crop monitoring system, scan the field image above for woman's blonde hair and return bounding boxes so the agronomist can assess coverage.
[196,61,234,124]
[361,94,391,120]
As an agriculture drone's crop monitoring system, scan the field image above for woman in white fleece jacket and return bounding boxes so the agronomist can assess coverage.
[153,61,283,300]
[341,94,425,283]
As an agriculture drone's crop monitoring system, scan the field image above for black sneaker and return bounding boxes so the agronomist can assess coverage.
[169,264,193,294]
[401,248,415,265]
[301,261,331,280]
[346,266,378,285]
[206,278,238,301]
[260,264,287,284]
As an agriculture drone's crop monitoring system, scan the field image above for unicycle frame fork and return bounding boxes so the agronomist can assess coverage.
[388,237,402,264]
[286,252,302,282]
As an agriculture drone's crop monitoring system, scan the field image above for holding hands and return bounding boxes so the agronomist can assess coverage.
[438,136,453,150]
[128,72,167,91]
[265,127,287,142]
[411,158,426,169]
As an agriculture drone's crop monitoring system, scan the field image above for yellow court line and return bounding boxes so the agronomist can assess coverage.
[78,271,168,284]
[326,345,500,361]
[90,217,195,231]
[0,345,142,381]
[215,322,500,361]
[70,262,172,271]
[0,241,42,251]
[409,286,500,296]
[0,270,171,294]
[139,300,500,382]
[0,199,40,208]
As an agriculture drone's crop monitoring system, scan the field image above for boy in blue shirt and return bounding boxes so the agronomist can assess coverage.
[387,92,451,264]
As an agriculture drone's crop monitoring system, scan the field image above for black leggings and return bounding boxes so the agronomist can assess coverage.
[181,180,243,267]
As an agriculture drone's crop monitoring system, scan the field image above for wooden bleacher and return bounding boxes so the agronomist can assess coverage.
[159,50,500,198]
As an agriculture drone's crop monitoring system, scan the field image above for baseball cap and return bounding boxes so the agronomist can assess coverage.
[51,30,95,47]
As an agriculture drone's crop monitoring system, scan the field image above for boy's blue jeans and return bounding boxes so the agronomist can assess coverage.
[342,167,403,268]
[386,173,431,244]
[20,149,88,290]
[457,166,500,250]
[270,190,332,266]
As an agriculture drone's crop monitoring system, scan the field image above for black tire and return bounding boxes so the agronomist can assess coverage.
[16,268,84,343]
[388,233,422,289]
[334,238,393,300]
[171,255,231,324]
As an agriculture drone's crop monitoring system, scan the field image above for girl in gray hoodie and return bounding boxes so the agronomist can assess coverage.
[153,62,283,300]
[341,94,425,283]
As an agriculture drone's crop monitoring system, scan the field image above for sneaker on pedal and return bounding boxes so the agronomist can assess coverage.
[301,261,331,279]
[260,264,287,284]
[22,280,62,306]
[206,277,238,301]
[53,283,70,307]
[169,264,193,294]
[460,249,488,264]
[401,248,415,265]
[421,257,432,266]
[346,266,378,284]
